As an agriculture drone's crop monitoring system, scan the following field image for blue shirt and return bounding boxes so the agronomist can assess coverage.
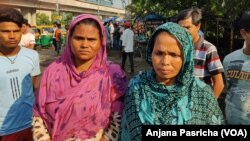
[0,47,40,135]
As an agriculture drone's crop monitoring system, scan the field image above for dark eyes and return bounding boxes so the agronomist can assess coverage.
[14,30,21,33]
[74,37,83,40]
[88,39,96,41]
[169,52,180,58]
[1,30,20,33]
[73,37,96,41]
[155,51,163,56]
[155,51,180,58]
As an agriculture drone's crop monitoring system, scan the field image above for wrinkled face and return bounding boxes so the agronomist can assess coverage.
[21,24,28,34]
[0,22,22,49]
[152,32,183,86]
[70,23,101,64]
[178,17,200,43]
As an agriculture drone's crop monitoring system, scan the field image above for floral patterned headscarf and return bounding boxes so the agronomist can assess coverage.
[120,22,224,141]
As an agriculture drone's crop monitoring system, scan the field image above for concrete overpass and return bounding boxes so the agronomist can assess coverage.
[0,0,127,25]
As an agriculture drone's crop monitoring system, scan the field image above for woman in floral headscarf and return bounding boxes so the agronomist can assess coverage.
[32,14,127,141]
[119,22,224,141]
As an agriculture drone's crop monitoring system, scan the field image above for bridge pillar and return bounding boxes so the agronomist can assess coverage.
[21,8,36,26]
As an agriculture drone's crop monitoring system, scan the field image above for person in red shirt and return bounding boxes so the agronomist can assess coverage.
[55,23,62,54]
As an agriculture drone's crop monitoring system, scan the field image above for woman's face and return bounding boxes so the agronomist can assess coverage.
[70,23,101,65]
[152,32,183,86]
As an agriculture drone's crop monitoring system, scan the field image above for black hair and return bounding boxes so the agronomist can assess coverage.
[239,9,250,32]
[65,24,69,30]
[56,23,61,28]
[176,8,202,26]
[0,7,24,28]
[22,18,29,25]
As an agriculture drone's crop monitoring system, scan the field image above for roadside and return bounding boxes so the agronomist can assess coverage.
[38,47,152,77]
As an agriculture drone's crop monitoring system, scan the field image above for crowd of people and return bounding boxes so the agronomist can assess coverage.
[0,6,250,141]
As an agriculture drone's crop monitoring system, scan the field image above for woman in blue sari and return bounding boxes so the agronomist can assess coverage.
[119,22,224,141]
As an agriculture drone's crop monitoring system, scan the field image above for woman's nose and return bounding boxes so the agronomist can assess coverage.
[161,54,171,65]
[80,40,88,48]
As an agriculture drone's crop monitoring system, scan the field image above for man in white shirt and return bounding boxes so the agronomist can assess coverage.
[121,21,134,74]
[19,19,35,49]
[109,21,114,48]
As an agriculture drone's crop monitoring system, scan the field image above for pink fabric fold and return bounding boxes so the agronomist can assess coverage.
[33,14,127,141]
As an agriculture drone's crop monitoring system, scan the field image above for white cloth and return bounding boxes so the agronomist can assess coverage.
[119,26,124,41]
[19,32,35,48]
[243,41,246,49]
[122,28,134,53]
[109,23,114,34]
[53,27,57,38]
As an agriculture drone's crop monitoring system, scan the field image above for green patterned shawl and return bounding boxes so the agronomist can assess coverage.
[119,22,224,141]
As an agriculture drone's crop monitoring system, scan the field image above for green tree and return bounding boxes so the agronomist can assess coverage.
[128,0,250,52]
[61,12,73,25]
[218,0,250,51]
[128,0,249,26]
[51,12,58,24]
[51,12,73,25]
[36,13,51,25]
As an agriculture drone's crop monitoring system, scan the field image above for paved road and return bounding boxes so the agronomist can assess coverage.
[36,46,152,90]
[38,46,151,78]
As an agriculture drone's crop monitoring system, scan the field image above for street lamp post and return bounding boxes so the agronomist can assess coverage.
[98,0,100,17]
[56,0,60,22]
[121,0,126,18]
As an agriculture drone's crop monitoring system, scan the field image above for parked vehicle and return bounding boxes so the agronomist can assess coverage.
[32,27,41,40]
[37,25,54,34]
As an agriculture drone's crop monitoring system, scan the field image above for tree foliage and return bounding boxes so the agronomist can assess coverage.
[36,13,51,25]
[37,12,73,26]
[61,12,73,25]
[51,12,73,25]
[127,0,250,32]
[127,0,250,54]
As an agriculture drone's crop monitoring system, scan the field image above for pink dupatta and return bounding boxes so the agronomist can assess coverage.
[33,14,127,140]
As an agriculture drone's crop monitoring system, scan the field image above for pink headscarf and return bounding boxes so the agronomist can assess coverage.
[33,14,127,140]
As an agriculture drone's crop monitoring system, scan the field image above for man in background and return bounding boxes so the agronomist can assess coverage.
[223,9,250,124]
[52,22,58,51]
[176,8,225,98]
[55,23,62,55]
[0,7,40,140]
[121,21,134,74]
[109,21,114,49]
[19,19,36,49]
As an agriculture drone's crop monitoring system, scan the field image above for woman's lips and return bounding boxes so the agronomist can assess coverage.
[158,69,172,74]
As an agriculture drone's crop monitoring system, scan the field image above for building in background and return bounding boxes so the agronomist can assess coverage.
[0,0,131,25]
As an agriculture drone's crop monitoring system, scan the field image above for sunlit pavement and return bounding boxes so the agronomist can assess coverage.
[38,47,151,74]
[36,46,151,86]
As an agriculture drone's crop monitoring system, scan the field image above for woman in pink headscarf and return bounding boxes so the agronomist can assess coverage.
[32,14,127,141]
